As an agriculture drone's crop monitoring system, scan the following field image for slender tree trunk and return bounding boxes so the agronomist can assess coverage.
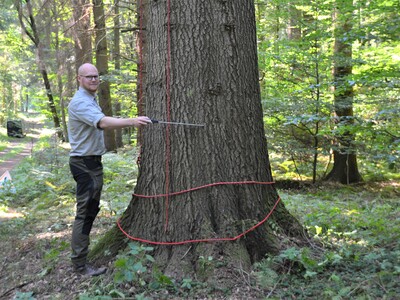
[1,82,4,116]
[97,0,307,280]
[15,0,63,140]
[312,41,322,184]
[287,4,301,40]
[136,0,148,148]
[53,2,69,143]
[93,0,116,151]
[25,93,29,112]
[71,0,93,73]
[113,0,123,148]
[325,0,362,184]
[287,2,321,183]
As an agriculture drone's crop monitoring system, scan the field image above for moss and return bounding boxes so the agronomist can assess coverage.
[89,225,128,264]
[225,242,252,268]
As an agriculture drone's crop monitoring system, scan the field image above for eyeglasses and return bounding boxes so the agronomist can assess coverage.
[80,75,99,80]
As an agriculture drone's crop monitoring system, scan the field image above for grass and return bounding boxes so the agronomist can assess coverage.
[0,113,45,163]
[0,143,27,164]
[272,184,399,299]
[1,133,399,299]
[0,127,9,151]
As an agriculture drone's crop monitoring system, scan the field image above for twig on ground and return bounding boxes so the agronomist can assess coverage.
[0,257,8,277]
[0,280,33,299]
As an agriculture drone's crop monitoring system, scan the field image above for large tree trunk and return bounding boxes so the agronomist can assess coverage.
[325,0,362,184]
[93,0,116,151]
[98,0,307,280]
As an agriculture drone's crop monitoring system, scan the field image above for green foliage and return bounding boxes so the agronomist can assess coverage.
[0,131,69,210]
[9,150,73,207]
[0,0,399,298]
[197,255,215,280]
[100,149,140,216]
[181,278,193,290]
[79,296,112,300]
[1,121,398,299]
[39,239,69,276]
[257,0,400,181]
[255,184,400,298]
[0,2,38,116]
[13,291,36,300]
[82,242,180,299]
[1,0,398,182]
[113,242,155,285]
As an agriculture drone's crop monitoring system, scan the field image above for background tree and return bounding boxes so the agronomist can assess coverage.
[112,0,123,148]
[15,0,63,140]
[71,0,93,73]
[93,0,116,151]
[53,1,73,143]
[96,0,307,279]
[0,0,398,179]
[350,0,400,175]
[0,0,18,121]
[258,0,333,182]
[325,0,362,183]
[256,0,399,181]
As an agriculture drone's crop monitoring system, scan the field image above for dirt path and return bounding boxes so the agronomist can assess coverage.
[0,120,45,221]
[0,138,35,176]
[0,120,44,176]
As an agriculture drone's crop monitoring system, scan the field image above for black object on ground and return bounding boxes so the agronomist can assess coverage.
[7,120,25,138]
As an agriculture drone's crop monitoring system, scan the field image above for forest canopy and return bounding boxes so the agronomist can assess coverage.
[0,0,399,183]
[0,0,398,183]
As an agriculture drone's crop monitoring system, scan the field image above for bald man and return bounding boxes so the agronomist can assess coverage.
[68,63,151,276]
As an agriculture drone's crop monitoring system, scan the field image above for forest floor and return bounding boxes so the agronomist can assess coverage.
[0,119,265,300]
[0,118,42,221]
[0,116,399,299]
[0,119,102,300]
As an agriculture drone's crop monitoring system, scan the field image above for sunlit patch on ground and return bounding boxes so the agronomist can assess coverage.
[0,209,24,220]
[36,230,71,240]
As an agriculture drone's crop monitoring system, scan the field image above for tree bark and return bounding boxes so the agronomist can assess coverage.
[113,0,123,148]
[325,0,362,184]
[93,0,116,151]
[53,1,69,143]
[97,0,307,280]
[287,4,302,40]
[135,0,148,148]
[71,0,93,73]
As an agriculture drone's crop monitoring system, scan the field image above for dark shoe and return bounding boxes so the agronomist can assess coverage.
[75,264,107,276]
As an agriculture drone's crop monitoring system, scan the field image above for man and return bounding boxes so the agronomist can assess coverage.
[68,63,152,276]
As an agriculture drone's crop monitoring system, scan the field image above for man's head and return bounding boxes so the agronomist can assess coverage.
[78,63,99,94]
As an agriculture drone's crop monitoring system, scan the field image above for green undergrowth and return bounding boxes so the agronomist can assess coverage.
[2,134,399,299]
[0,127,8,151]
[0,144,26,164]
[0,135,141,265]
[269,152,400,183]
[267,184,400,299]
[0,131,29,164]
[1,137,138,218]
[0,113,44,158]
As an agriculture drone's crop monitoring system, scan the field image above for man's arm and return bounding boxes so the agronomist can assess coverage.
[98,116,152,129]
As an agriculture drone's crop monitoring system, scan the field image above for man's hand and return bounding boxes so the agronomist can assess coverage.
[133,116,153,126]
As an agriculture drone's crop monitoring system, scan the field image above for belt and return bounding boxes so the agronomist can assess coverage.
[71,155,102,159]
